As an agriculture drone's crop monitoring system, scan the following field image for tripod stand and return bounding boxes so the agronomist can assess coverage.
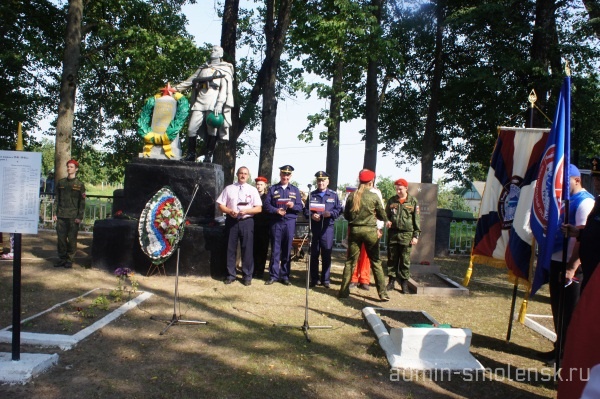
[151,183,208,335]
[278,184,332,342]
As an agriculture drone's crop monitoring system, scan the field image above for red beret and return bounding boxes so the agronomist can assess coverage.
[394,178,408,187]
[359,169,375,183]
[67,159,79,168]
[255,176,267,183]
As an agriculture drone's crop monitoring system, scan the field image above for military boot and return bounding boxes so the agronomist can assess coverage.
[183,136,197,162]
[385,277,395,291]
[400,279,410,294]
[203,135,218,163]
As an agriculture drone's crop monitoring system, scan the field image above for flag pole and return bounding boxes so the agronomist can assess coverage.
[508,90,539,341]
[555,64,571,370]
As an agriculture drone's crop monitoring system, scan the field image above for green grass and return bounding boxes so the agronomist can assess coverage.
[86,184,122,196]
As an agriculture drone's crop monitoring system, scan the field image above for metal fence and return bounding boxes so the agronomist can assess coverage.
[39,194,114,232]
[448,219,477,255]
[331,217,476,255]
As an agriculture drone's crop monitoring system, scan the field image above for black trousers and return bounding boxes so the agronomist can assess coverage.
[225,217,254,281]
[549,260,582,357]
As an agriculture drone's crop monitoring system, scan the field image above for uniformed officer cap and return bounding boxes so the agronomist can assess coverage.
[66,159,79,168]
[255,176,268,183]
[315,171,329,180]
[279,165,294,174]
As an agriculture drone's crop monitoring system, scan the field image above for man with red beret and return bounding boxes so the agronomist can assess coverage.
[385,178,420,293]
[53,159,86,269]
[253,176,270,278]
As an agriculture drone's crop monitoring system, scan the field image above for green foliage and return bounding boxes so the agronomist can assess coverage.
[0,0,63,149]
[28,138,56,175]
[375,175,396,202]
[48,0,205,181]
[290,0,375,143]
[436,179,472,212]
[378,1,600,183]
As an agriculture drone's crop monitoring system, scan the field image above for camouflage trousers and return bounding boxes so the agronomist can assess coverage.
[56,217,80,263]
[339,226,387,298]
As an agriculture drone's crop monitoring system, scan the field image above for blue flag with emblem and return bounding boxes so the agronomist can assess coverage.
[530,76,571,294]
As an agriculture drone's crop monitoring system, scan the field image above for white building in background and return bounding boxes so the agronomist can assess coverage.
[458,181,485,216]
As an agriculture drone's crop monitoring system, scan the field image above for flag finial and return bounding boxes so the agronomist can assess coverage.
[528,89,537,108]
[565,60,571,77]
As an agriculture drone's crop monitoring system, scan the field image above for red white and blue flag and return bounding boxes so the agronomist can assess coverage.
[277,198,290,207]
[530,76,571,294]
[309,202,326,213]
[471,127,549,277]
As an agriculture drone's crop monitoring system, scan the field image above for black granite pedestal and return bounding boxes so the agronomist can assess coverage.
[92,158,226,277]
[92,219,226,277]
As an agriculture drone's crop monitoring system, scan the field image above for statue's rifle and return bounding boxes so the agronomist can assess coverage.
[190,71,226,104]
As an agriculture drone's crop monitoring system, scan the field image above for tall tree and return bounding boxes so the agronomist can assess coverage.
[289,0,370,190]
[582,0,600,37]
[363,0,386,172]
[55,0,83,180]
[257,0,295,182]
[216,0,240,184]
[529,0,561,128]
[420,0,445,183]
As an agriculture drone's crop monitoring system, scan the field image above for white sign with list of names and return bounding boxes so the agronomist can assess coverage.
[0,150,41,234]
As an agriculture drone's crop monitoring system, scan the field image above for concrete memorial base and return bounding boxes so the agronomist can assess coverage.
[93,158,226,276]
[363,307,484,371]
[92,219,226,277]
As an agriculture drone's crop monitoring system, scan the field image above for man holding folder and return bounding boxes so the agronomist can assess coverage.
[216,166,262,285]
[264,165,303,285]
[304,171,342,288]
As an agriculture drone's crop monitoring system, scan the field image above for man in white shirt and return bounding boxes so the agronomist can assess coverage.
[542,164,595,364]
[216,167,262,285]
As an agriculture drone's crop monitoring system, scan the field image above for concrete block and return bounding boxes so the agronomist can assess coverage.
[0,353,58,384]
[363,307,484,371]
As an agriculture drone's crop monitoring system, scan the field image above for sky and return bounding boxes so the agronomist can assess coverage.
[181,1,443,190]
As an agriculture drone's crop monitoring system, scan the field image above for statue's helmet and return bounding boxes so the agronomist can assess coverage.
[206,112,225,128]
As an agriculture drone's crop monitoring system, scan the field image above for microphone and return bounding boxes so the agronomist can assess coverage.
[307,184,312,190]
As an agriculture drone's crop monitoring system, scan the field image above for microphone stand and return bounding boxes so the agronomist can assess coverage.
[151,183,208,335]
[277,183,332,342]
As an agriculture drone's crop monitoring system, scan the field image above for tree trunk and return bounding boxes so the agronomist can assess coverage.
[582,0,600,38]
[214,0,240,184]
[55,0,83,180]
[326,58,343,191]
[530,0,559,128]
[363,0,384,172]
[257,0,294,181]
[421,0,445,184]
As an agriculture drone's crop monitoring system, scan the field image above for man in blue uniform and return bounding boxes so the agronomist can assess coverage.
[304,171,342,288]
[264,165,303,285]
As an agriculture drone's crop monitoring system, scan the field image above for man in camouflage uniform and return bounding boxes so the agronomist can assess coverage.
[385,178,420,294]
[53,159,86,269]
